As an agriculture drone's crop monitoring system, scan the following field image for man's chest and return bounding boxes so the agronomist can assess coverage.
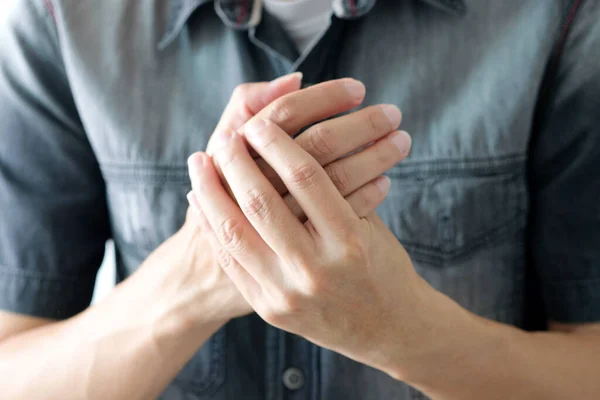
[65,0,557,282]
[57,1,563,397]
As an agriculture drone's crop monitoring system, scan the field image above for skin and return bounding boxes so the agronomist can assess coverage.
[187,98,600,400]
[0,74,411,399]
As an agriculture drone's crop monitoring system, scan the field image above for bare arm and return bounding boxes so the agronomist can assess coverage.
[0,224,231,400]
[0,57,406,398]
[400,295,600,400]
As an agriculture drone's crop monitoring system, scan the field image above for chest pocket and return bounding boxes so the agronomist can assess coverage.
[102,164,227,397]
[379,155,528,324]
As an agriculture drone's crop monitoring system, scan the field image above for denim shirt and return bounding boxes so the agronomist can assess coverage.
[1,0,599,399]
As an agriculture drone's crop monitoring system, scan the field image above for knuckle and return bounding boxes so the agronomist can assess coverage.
[278,290,303,315]
[358,186,381,213]
[324,162,350,194]
[288,249,312,273]
[366,108,383,136]
[216,217,244,251]
[218,144,242,170]
[232,83,252,99]
[267,98,296,125]
[375,143,397,166]
[306,124,334,160]
[303,272,326,298]
[240,188,273,220]
[255,122,279,150]
[215,247,235,269]
[338,236,368,263]
[348,193,372,218]
[287,162,318,189]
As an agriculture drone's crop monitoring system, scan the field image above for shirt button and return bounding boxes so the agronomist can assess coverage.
[282,367,305,391]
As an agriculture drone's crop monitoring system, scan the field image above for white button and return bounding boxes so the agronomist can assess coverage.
[282,367,305,390]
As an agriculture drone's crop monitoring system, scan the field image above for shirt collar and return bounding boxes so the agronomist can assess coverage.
[158,0,467,49]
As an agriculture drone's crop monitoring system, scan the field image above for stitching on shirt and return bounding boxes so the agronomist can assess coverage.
[544,277,600,288]
[402,212,526,265]
[99,153,527,185]
[0,267,96,283]
[529,0,584,144]
[388,155,526,179]
[172,329,226,394]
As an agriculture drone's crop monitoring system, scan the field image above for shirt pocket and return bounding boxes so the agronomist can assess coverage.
[379,156,528,322]
[102,163,227,397]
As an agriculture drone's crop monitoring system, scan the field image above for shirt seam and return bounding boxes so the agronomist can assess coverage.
[543,277,600,288]
[27,0,63,68]
[0,266,97,282]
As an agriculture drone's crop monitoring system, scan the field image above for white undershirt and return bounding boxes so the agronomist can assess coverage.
[263,0,334,54]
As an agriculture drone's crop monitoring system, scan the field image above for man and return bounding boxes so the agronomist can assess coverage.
[0,0,599,399]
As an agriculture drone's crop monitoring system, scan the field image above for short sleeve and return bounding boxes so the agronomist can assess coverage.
[529,0,600,323]
[0,0,111,319]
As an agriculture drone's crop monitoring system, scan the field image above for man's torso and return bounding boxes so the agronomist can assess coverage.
[45,0,566,398]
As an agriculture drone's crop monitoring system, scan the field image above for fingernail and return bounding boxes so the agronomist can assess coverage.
[389,131,412,155]
[343,79,366,101]
[271,72,303,87]
[244,118,267,139]
[375,176,391,194]
[380,104,402,127]
[186,191,200,211]
[187,153,206,176]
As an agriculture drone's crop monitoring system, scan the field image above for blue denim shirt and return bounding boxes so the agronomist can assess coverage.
[1,0,599,398]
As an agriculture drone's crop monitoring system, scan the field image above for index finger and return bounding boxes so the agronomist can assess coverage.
[208,73,303,157]
[240,78,365,138]
[244,118,359,239]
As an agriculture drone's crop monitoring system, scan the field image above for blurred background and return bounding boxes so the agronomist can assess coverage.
[0,0,116,304]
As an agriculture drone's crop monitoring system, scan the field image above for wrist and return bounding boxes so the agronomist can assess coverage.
[379,279,489,385]
[386,287,510,398]
[119,224,241,343]
[151,227,239,332]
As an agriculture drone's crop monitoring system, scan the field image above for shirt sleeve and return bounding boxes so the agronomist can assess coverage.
[529,0,600,324]
[0,0,111,319]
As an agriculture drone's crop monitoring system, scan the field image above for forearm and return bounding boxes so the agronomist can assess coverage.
[0,228,230,400]
[399,290,600,400]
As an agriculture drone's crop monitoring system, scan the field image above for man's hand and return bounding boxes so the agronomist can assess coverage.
[186,114,441,379]
[179,72,305,320]
[188,108,600,400]
[206,77,407,220]
[186,76,409,321]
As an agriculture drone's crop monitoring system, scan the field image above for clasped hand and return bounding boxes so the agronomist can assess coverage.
[188,77,437,378]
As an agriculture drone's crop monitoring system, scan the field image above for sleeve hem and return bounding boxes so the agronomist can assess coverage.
[0,268,96,320]
[542,278,600,324]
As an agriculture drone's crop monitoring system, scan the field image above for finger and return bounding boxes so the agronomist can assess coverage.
[344,176,391,217]
[284,174,392,221]
[188,152,280,286]
[237,78,367,195]
[323,130,411,195]
[244,118,357,237]
[296,104,402,166]
[218,73,303,132]
[186,191,261,299]
[255,104,402,196]
[211,131,312,257]
[208,73,303,157]
[240,78,366,138]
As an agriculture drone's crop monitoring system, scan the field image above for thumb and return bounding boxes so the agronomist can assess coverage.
[207,73,303,194]
[214,72,303,136]
[245,72,304,115]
